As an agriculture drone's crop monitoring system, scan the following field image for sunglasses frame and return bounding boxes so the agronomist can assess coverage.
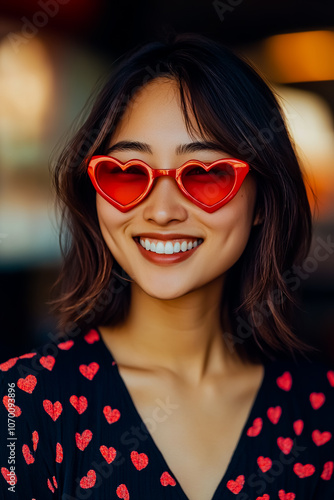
[87,155,250,213]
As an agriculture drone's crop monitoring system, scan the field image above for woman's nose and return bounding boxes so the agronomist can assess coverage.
[142,176,189,224]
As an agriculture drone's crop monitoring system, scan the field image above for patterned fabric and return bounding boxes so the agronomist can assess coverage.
[1,327,334,499]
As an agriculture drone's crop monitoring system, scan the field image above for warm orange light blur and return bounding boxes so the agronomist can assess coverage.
[276,85,334,219]
[263,31,334,82]
[0,36,54,155]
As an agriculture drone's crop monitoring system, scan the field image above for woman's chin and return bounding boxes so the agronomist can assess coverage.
[133,280,196,302]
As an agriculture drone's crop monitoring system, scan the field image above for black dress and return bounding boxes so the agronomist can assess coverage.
[1,327,334,499]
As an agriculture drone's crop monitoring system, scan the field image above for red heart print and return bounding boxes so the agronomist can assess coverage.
[43,400,63,421]
[75,429,93,450]
[293,419,304,435]
[1,467,17,485]
[22,444,34,464]
[84,329,100,344]
[293,462,315,478]
[47,478,55,493]
[276,371,292,391]
[256,495,269,500]
[309,392,325,409]
[278,490,296,500]
[70,395,88,414]
[17,374,37,394]
[47,476,57,492]
[103,406,121,424]
[160,471,176,486]
[277,437,293,454]
[0,357,18,371]
[267,406,282,424]
[246,417,262,437]
[226,474,245,494]
[130,451,149,470]
[312,429,332,446]
[32,430,39,451]
[58,340,74,350]
[3,396,22,417]
[257,456,272,473]
[39,356,55,371]
[80,470,96,489]
[100,445,116,464]
[19,352,36,359]
[327,370,334,387]
[79,362,99,380]
[116,484,130,499]
[56,442,63,463]
[321,461,334,480]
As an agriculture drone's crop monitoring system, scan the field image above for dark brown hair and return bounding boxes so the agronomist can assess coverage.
[50,33,317,364]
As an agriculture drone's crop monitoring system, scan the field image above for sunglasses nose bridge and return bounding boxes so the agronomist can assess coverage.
[152,168,177,179]
[149,168,178,191]
[148,169,184,200]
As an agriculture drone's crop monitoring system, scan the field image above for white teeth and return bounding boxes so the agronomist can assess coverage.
[181,241,188,252]
[164,242,174,254]
[156,242,165,254]
[139,238,202,254]
[173,242,180,253]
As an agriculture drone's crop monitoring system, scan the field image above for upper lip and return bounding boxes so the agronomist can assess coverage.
[133,233,203,241]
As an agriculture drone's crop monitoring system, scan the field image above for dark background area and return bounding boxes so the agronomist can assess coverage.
[2,0,334,53]
[1,0,334,363]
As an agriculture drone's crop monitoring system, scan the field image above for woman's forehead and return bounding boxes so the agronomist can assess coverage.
[109,78,204,146]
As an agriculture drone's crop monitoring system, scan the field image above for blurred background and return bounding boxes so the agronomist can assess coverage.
[0,0,334,363]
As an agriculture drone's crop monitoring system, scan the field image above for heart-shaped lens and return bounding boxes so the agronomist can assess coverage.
[182,162,235,206]
[96,161,149,205]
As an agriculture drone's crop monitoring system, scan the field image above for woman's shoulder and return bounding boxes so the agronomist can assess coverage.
[0,328,118,496]
[0,328,113,400]
[263,356,334,430]
[266,356,334,391]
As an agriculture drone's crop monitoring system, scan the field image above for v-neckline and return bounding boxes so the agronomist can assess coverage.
[95,327,268,500]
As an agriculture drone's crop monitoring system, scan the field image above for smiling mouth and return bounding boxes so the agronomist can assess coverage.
[133,237,204,255]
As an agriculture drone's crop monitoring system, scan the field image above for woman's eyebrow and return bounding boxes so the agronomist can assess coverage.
[106,141,151,154]
[175,141,226,154]
[106,140,225,155]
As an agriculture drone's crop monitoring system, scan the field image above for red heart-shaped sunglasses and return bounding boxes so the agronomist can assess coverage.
[87,156,250,213]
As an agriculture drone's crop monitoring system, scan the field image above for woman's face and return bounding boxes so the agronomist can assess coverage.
[96,78,258,300]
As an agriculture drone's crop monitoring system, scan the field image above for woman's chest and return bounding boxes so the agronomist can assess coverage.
[115,364,265,500]
[141,396,257,500]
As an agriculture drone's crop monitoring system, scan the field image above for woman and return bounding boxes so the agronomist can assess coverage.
[1,34,334,500]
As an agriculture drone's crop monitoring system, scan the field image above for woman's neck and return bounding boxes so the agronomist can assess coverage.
[100,276,247,383]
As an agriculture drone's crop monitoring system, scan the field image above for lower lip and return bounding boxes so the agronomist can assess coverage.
[134,239,202,265]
